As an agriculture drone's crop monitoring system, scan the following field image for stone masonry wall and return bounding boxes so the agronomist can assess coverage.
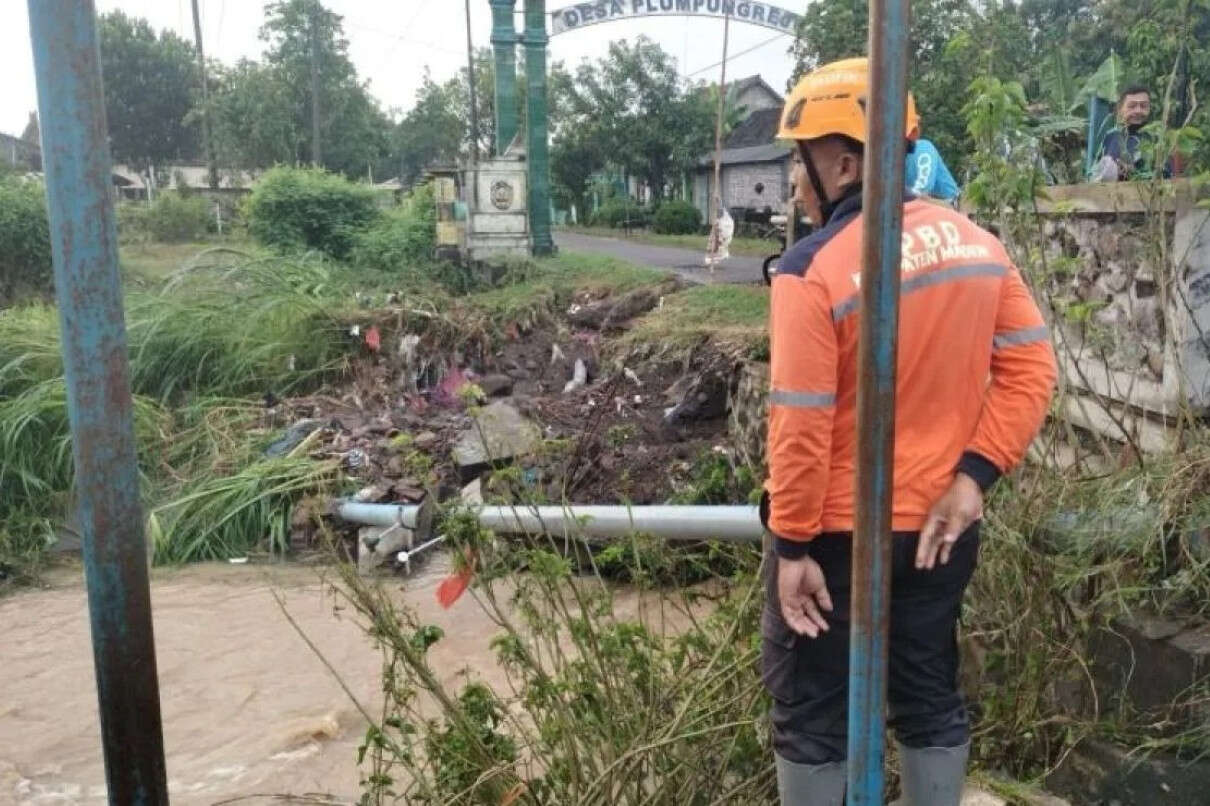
[995,181,1210,453]
[723,162,788,213]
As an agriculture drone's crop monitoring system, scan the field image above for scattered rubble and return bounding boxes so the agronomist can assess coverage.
[273,281,755,562]
[567,279,680,331]
[264,418,324,458]
[356,523,413,574]
[563,358,588,394]
[453,401,543,479]
[664,368,731,425]
[475,373,514,398]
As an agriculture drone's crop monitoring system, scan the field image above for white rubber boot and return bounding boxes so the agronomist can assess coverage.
[897,742,970,806]
[775,754,846,806]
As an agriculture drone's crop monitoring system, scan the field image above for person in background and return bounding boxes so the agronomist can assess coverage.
[1094,84,1175,181]
[905,131,960,203]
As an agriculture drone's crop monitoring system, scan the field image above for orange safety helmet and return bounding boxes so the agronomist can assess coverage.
[778,57,920,144]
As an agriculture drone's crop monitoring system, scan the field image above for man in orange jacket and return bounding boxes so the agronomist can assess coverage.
[762,59,1056,805]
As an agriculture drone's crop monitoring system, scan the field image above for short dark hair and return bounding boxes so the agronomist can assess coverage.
[797,135,863,162]
[1119,84,1151,102]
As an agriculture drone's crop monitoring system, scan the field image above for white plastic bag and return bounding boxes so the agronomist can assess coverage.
[705,208,734,267]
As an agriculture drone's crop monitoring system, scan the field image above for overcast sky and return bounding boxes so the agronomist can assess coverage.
[2,1,804,137]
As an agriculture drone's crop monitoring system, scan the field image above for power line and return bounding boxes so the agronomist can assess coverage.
[684,33,788,78]
[215,0,226,52]
[344,25,464,59]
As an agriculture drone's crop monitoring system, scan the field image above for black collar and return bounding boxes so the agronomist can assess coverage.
[825,187,864,226]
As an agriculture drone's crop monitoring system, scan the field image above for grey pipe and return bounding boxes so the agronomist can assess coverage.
[336,501,763,544]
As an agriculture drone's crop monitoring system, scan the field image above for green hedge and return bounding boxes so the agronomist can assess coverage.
[589,199,652,229]
[119,194,212,243]
[0,177,52,306]
[351,184,436,271]
[652,200,702,235]
[246,167,379,259]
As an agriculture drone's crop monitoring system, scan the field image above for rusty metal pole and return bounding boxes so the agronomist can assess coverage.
[848,0,911,803]
[26,3,169,803]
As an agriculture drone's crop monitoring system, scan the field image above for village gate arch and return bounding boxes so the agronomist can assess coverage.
[487,0,802,255]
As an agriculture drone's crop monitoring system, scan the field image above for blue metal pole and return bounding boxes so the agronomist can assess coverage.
[848,0,911,803]
[26,3,169,804]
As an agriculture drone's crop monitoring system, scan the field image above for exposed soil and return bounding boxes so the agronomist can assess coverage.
[273,282,740,553]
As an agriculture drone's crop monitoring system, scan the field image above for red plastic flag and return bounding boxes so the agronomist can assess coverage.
[436,550,476,609]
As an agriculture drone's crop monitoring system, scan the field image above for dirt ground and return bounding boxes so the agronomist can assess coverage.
[282,283,740,543]
[0,558,507,805]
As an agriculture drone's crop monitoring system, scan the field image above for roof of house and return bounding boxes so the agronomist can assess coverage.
[730,75,784,105]
[696,106,791,167]
[699,142,792,168]
[725,107,784,150]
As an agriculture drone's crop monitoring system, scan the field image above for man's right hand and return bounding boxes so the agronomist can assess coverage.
[777,554,833,638]
[916,473,983,570]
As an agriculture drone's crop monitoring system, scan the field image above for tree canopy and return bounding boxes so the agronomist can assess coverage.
[98,11,200,169]
[793,0,1210,179]
[552,38,714,205]
[208,0,390,178]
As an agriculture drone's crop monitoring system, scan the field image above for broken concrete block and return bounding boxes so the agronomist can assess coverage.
[453,401,541,479]
[1038,507,1159,556]
[664,371,730,424]
[1089,614,1209,716]
[1047,738,1210,805]
[357,525,412,575]
[461,478,483,505]
[477,374,514,398]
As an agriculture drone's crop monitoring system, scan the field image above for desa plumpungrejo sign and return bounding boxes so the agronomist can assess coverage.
[550,0,803,36]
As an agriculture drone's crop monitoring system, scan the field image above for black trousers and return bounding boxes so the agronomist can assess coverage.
[761,525,979,765]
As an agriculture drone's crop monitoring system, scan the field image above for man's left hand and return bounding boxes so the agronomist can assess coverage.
[916,473,983,570]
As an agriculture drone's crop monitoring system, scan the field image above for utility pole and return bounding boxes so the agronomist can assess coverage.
[27,3,168,802]
[190,0,219,189]
[709,11,730,237]
[309,2,322,166]
[465,0,479,163]
[848,0,911,802]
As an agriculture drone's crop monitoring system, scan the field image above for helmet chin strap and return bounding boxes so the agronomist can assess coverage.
[799,142,863,225]
[798,142,837,224]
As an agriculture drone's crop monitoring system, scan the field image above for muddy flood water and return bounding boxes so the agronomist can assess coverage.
[0,557,513,805]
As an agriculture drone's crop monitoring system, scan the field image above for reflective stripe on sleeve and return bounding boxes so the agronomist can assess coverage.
[993,325,1050,350]
[769,389,836,408]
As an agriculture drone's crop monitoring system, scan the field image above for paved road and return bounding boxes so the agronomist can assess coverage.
[555,231,768,285]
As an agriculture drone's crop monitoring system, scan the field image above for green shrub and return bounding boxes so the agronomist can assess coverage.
[145,194,211,242]
[590,198,652,229]
[246,166,379,259]
[351,184,436,271]
[0,177,52,306]
[652,200,702,235]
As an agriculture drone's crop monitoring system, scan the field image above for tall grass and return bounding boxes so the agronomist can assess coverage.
[332,506,772,806]
[151,456,341,564]
[963,434,1210,778]
[0,379,170,581]
[0,250,360,580]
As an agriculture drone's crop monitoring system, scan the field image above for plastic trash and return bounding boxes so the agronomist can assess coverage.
[563,358,588,394]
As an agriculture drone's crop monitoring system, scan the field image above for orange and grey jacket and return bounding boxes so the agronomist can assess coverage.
[766,192,1056,559]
